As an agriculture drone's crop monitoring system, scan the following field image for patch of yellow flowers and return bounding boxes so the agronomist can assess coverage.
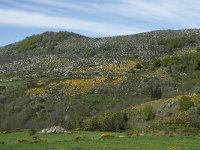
[26,76,124,97]
[26,88,47,97]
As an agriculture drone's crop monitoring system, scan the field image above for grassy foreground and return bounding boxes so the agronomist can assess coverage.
[0,131,200,150]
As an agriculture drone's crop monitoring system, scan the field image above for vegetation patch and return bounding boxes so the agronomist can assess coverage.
[141,105,155,121]
[158,37,196,51]
[188,105,200,128]
[178,96,194,111]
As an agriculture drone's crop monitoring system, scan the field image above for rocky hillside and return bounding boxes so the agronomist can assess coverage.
[0,29,200,131]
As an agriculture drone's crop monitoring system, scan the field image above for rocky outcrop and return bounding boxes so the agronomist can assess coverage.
[39,126,71,134]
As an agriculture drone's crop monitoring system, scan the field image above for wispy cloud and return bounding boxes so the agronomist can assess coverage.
[26,0,92,12]
[0,0,200,38]
[0,9,145,36]
[86,0,199,28]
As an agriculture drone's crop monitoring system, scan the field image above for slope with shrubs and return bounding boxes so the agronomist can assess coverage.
[0,29,200,132]
[85,94,200,134]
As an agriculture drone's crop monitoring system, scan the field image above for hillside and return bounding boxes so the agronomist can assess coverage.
[0,29,200,132]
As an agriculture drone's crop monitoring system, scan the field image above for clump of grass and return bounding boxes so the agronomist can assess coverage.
[74,136,88,141]
[17,138,29,143]
[17,137,47,144]
[31,136,47,143]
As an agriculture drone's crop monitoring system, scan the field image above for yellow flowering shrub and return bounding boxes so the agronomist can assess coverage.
[26,76,125,97]
[26,88,48,97]
[94,77,108,84]
[100,133,113,138]
[111,77,124,85]
[100,60,138,74]
[60,79,93,95]
[36,80,46,86]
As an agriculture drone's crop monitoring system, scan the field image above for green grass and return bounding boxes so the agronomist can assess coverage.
[0,131,200,150]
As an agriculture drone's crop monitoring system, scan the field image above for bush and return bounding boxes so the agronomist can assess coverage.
[194,61,200,70]
[153,59,162,68]
[17,139,29,143]
[159,37,196,51]
[178,64,187,71]
[100,133,113,138]
[135,63,142,69]
[158,38,183,50]
[129,68,136,73]
[196,47,200,52]
[31,136,47,143]
[84,50,96,58]
[74,136,88,141]
[17,35,42,52]
[178,96,194,111]
[188,105,200,128]
[141,105,155,121]
[149,84,162,99]
[194,86,200,94]
[86,112,128,132]
[29,128,37,136]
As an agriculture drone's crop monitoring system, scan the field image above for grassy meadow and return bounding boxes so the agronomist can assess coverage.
[0,131,200,150]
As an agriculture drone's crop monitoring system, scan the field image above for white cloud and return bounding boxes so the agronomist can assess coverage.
[88,0,200,30]
[26,0,93,12]
[4,0,57,15]
[0,9,146,36]
[85,0,175,21]
[1,0,200,37]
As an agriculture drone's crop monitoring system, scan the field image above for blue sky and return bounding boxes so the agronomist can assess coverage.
[0,0,200,46]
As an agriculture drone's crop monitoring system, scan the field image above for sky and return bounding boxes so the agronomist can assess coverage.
[1,0,200,46]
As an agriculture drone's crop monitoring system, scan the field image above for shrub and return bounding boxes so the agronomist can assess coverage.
[178,96,194,111]
[129,68,136,74]
[84,50,96,58]
[135,63,142,69]
[17,35,42,52]
[0,141,5,144]
[188,105,200,128]
[102,113,128,132]
[85,117,101,131]
[15,128,21,132]
[47,42,56,50]
[100,133,113,138]
[159,37,196,51]
[158,38,183,50]
[149,84,162,99]
[74,136,88,141]
[17,139,29,143]
[178,64,187,71]
[86,112,128,132]
[141,105,155,121]
[194,86,200,94]
[31,136,47,143]
[196,47,200,52]
[29,128,37,136]
[194,61,200,70]
[153,59,162,68]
